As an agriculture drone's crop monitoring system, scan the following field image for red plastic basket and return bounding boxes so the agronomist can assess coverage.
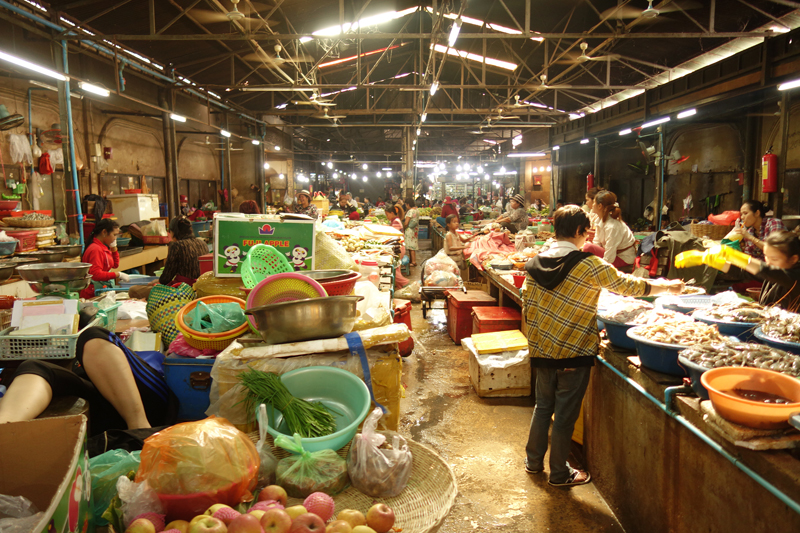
[143,235,171,245]
[5,230,38,252]
[318,270,361,296]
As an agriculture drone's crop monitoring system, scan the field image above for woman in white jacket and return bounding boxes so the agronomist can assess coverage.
[583,190,637,272]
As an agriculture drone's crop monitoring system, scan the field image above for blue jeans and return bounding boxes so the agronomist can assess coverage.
[525,365,592,483]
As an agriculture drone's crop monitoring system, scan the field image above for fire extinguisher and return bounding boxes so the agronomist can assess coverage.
[587,172,594,191]
[762,148,778,193]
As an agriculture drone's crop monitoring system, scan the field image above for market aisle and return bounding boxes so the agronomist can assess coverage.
[398,256,624,533]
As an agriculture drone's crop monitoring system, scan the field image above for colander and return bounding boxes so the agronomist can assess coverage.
[246,272,327,330]
[241,244,295,289]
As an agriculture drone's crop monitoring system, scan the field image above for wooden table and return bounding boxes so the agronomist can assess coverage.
[481,268,522,308]
[114,245,168,275]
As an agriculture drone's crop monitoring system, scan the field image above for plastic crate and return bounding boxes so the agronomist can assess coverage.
[142,235,171,245]
[0,318,101,360]
[95,302,122,332]
[5,230,38,252]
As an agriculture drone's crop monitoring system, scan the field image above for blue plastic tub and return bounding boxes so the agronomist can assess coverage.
[627,327,689,377]
[692,312,758,342]
[677,354,711,400]
[191,220,210,237]
[0,240,17,257]
[754,327,800,356]
[418,226,429,239]
[598,317,636,350]
[265,366,371,453]
[163,354,214,421]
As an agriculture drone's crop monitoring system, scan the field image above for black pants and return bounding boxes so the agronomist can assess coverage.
[14,327,178,436]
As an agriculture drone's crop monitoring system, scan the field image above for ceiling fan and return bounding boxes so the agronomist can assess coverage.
[242,45,314,66]
[312,108,346,120]
[191,0,273,28]
[192,136,243,151]
[292,100,336,107]
[556,42,620,64]
[600,0,702,21]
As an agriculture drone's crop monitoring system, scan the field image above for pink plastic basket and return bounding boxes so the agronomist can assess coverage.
[246,273,327,329]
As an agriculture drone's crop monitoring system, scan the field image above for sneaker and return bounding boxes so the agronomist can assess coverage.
[524,462,543,474]
[548,469,591,487]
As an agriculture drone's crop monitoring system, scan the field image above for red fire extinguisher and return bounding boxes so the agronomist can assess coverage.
[587,172,594,191]
[762,148,778,193]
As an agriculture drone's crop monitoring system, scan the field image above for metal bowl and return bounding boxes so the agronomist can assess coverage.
[245,295,364,345]
[17,262,92,283]
[298,269,355,282]
[16,250,66,264]
[46,244,83,257]
[0,263,15,282]
[29,276,91,294]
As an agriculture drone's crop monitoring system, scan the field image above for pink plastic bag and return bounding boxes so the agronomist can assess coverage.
[168,333,220,358]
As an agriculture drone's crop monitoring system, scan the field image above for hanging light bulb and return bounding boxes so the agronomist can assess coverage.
[421,112,427,122]
[430,81,439,95]
[362,163,368,170]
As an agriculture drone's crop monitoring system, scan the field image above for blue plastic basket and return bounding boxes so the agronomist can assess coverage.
[692,311,758,342]
[626,326,689,377]
[753,327,800,356]
[677,354,711,400]
[0,240,18,257]
[598,317,636,350]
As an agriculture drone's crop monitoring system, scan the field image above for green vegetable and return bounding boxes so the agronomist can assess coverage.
[239,368,338,438]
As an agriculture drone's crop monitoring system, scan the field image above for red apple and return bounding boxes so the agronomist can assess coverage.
[228,513,263,533]
[258,486,288,507]
[365,504,395,533]
[206,504,233,516]
[336,510,366,528]
[187,516,228,533]
[289,513,325,533]
[260,509,292,533]
[325,520,353,533]
[125,518,156,533]
[165,521,190,533]
[350,527,376,533]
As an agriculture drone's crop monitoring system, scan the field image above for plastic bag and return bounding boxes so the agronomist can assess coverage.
[353,305,392,331]
[395,281,421,303]
[424,249,460,277]
[424,271,460,287]
[187,302,246,333]
[142,219,167,237]
[193,272,248,299]
[315,230,358,271]
[116,477,163,529]
[8,134,32,165]
[347,408,412,498]
[135,417,259,502]
[90,450,141,526]
[255,405,278,488]
[0,494,42,533]
[275,434,349,498]
[169,333,219,358]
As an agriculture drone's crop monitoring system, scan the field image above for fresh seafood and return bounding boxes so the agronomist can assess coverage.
[761,308,800,344]
[679,341,800,378]
[697,301,767,324]
[630,309,690,326]
[633,319,724,346]
[600,300,653,324]
[682,286,705,295]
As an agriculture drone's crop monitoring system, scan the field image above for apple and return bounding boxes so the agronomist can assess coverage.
[227,513,263,533]
[350,527,376,533]
[325,520,352,533]
[166,521,191,533]
[249,510,266,522]
[284,506,307,521]
[260,509,292,533]
[289,513,325,533]
[365,504,394,533]
[258,486,288,507]
[336,510,366,528]
[187,516,228,533]
[206,504,234,516]
[125,518,156,533]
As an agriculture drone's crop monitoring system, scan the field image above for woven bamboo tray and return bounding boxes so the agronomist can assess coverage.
[2,217,55,228]
[250,432,458,533]
[690,223,731,240]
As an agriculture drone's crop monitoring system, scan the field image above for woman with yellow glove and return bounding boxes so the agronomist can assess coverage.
[675,231,800,309]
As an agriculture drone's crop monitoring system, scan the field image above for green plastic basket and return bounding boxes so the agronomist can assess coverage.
[241,244,295,289]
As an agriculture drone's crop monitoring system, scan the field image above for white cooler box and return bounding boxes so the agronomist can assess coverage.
[462,337,531,397]
[108,194,160,223]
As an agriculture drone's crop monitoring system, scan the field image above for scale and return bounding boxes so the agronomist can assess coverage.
[28,276,91,300]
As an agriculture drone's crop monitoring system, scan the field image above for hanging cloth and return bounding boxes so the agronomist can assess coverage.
[38,152,53,175]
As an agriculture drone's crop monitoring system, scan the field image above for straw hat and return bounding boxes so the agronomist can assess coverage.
[511,194,525,206]
[297,189,312,200]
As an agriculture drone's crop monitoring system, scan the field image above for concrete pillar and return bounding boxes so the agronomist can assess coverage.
[159,89,179,218]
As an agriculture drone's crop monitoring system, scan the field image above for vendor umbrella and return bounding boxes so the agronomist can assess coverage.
[0,105,23,131]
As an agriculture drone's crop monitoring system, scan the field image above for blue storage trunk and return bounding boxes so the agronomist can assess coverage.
[419,226,429,239]
[163,354,214,420]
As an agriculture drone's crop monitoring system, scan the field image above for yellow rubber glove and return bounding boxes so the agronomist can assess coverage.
[702,246,728,270]
[720,246,751,269]
[675,250,703,269]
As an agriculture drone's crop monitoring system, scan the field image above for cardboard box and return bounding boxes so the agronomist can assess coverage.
[0,415,92,533]
[213,214,316,277]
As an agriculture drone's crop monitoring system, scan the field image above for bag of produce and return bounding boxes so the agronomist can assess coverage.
[275,434,349,498]
[255,404,278,488]
[135,417,259,506]
[425,270,460,287]
[89,449,141,526]
[347,408,412,498]
[424,249,460,278]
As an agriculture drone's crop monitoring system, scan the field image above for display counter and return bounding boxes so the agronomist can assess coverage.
[587,341,800,532]
[431,220,445,254]
[114,245,168,274]
[479,268,522,308]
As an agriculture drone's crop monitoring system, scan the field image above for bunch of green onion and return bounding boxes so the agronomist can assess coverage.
[239,368,337,438]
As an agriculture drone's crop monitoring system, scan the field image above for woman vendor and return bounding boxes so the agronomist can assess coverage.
[80,219,128,299]
[386,205,410,288]
[0,326,178,435]
[293,190,318,219]
[239,199,260,214]
[733,199,787,260]
[496,194,529,233]
[128,216,209,299]
[583,191,636,272]
[404,198,420,267]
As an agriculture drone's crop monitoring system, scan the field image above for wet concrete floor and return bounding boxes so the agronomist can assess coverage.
[397,253,625,532]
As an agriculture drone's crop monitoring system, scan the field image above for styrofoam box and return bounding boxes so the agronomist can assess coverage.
[467,347,531,398]
[108,194,160,224]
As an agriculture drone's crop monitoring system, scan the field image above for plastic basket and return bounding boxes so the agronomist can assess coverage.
[0,318,101,360]
[318,270,361,296]
[175,295,249,350]
[0,240,18,256]
[241,244,295,289]
[5,230,37,252]
[143,235,171,245]
[690,223,731,240]
[95,302,122,332]
[246,273,326,330]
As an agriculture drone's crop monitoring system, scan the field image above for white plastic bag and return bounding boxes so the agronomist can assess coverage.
[395,281,421,303]
[116,477,163,528]
[347,408,413,498]
[423,249,460,278]
[8,135,31,165]
[255,404,278,488]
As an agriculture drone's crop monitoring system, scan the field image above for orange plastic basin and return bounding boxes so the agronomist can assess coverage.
[701,367,800,429]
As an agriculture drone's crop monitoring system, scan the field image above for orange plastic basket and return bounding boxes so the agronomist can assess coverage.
[176,296,249,350]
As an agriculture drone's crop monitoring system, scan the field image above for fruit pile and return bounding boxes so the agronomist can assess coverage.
[123,485,397,533]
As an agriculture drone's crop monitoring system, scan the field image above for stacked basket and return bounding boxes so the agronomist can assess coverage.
[176,295,249,351]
